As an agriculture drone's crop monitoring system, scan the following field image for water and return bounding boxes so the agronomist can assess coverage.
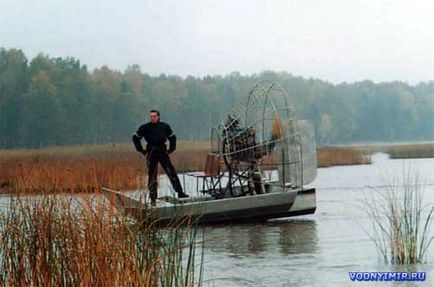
[1,153,433,286]
[197,154,434,286]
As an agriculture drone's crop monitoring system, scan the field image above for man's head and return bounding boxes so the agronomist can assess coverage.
[149,110,160,123]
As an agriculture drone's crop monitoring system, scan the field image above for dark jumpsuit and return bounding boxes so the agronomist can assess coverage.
[132,121,184,201]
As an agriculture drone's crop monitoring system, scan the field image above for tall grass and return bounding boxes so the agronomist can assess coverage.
[383,143,434,159]
[0,142,371,194]
[0,194,204,286]
[363,168,434,264]
[0,142,207,194]
[356,143,434,159]
[316,147,371,167]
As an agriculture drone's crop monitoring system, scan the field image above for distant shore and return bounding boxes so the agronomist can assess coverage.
[0,141,432,194]
[325,142,434,159]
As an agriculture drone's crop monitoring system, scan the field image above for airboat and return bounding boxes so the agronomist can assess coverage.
[103,82,317,224]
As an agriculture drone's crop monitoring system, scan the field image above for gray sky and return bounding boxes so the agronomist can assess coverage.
[1,0,434,84]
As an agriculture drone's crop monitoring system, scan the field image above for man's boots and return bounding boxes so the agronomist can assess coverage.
[178,191,189,198]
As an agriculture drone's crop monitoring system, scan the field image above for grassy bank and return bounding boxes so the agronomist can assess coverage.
[0,142,207,194]
[0,194,203,286]
[0,142,370,194]
[375,143,434,159]
[346,142,434,159]
[317,147,371,167]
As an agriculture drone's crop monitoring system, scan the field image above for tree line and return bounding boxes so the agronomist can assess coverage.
[0,47,433,149]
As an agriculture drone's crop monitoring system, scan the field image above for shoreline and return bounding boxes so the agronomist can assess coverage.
[1,141,432,194]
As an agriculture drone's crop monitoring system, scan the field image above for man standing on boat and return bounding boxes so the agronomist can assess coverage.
[132,110,189,205]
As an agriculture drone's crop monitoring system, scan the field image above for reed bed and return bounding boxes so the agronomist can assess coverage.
[0,142,207,194]
[0,142,370,194]
[379,143,434,159]
[0,194,204,286]
[353,142,434,159]
[363,168,434,264]
[316,147,371,167]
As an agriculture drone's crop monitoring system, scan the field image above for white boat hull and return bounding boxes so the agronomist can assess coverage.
[102,187,316,225]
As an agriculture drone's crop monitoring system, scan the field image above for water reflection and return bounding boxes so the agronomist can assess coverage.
[204,219,318,257]
[247,225,266,253]
[276,219,318,255]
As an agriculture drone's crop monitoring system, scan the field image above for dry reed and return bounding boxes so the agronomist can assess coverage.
[317,147,371,167]
[0,193,204,286]
[363,168,434,264]
[381,143,434,159]
[1,142,370,194]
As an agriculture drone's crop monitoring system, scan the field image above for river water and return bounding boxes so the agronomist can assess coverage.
[1,153,433,286]
[196,153,434,287]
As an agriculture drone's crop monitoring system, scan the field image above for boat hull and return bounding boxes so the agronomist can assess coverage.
[102,187,316,225]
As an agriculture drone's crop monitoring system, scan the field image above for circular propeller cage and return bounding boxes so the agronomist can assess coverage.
[209,81,317,196]
[212,82,295,161]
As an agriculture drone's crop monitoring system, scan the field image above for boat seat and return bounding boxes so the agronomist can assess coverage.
[187,153,221,193]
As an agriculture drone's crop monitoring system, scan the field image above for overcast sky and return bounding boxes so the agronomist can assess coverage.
[1,0,434,84]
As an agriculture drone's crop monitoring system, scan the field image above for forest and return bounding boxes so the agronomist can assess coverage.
[1,47,433,149]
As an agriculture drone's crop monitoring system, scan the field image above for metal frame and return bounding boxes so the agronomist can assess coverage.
[189,81,308,199]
